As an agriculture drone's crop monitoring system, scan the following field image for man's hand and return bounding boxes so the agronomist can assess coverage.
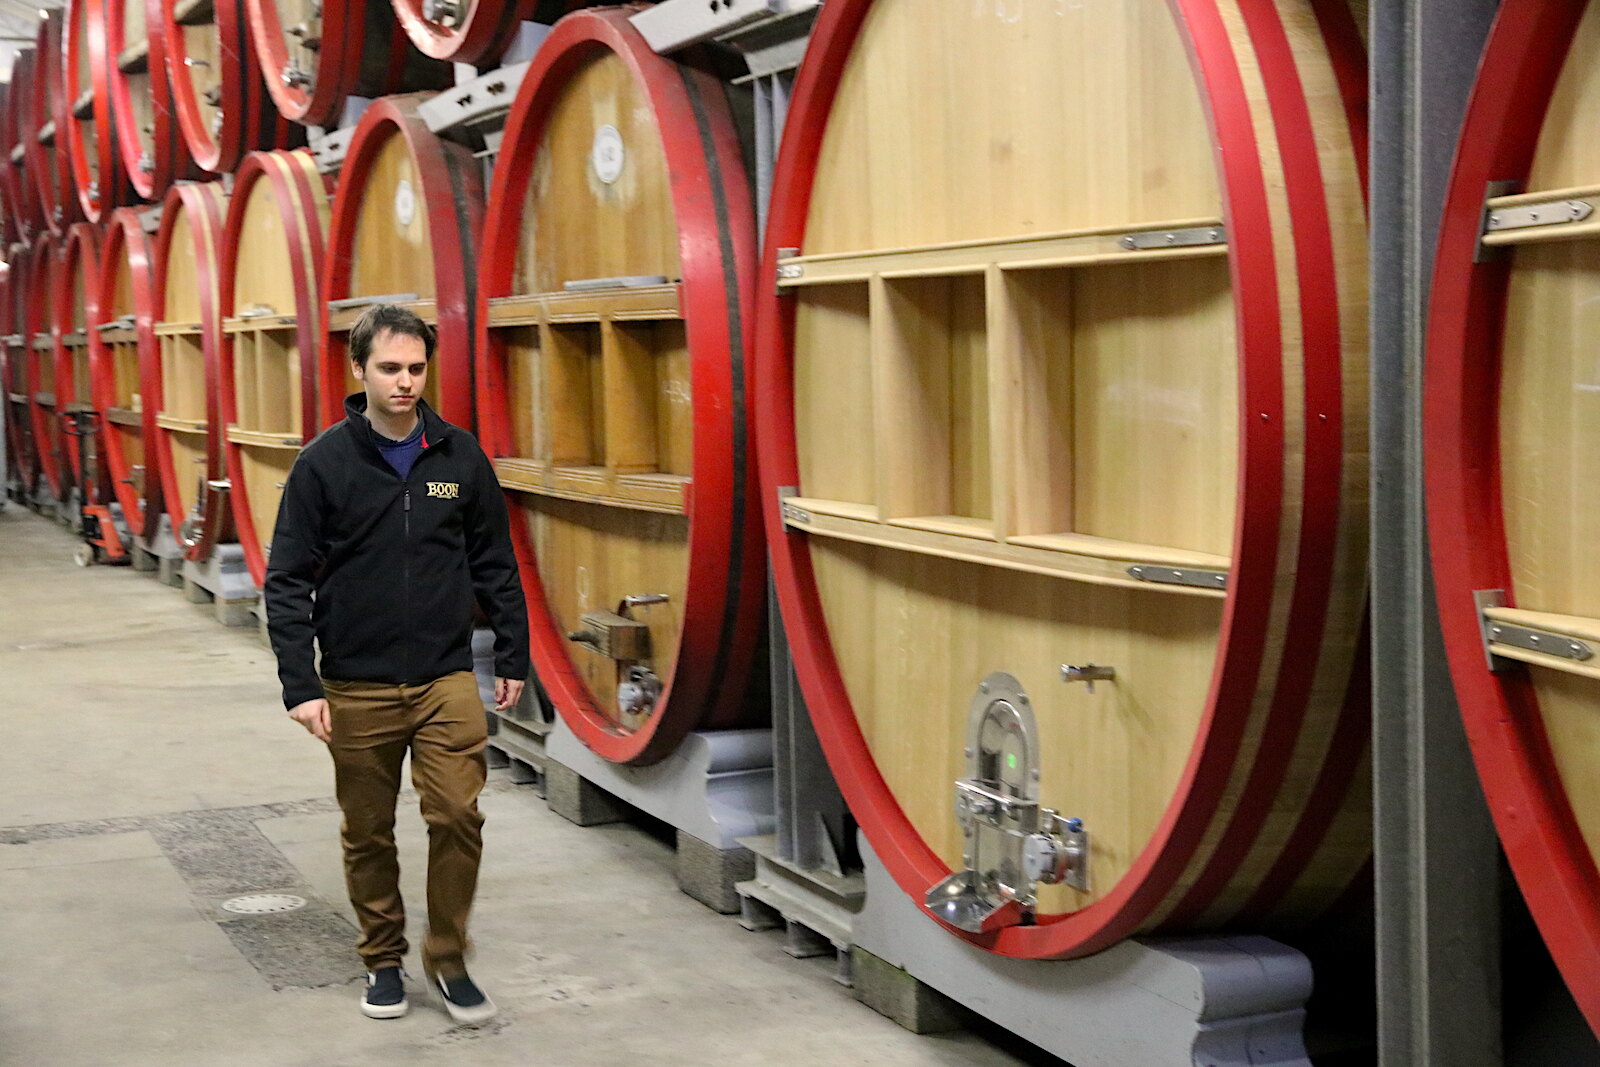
[494,677,526,712]
[288,698,331,743]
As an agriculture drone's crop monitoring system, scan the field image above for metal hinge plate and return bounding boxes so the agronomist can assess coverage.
[1485,198,1593,233]
[1118,225,1226,252]
[1127,564,1228,591]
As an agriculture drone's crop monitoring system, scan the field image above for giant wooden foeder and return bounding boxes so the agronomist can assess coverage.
[54,222,103,502]
[150,181,229,558]
[109,0,195,201]
[91,207,161,540]
[220,148,329,587]
[27,232,65,506]
[477,8,763,765]
[321,93,480,427]
[1426,0,1600,1038]
[758,0,1370,956]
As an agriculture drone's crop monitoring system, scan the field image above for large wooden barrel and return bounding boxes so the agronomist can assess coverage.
[109,0,195,200]
[90,207,162,540]
[160,0,300,174]
[476,8,763,765]
[757,0,1370,957]
[0,84,20,247]
[245,0,451,129]
[1426,0,1600,1037]
[63,0,131,221]
[150,181,230,560]
[3,251,33,495]
[54,221,103,501]
[6,52,46,240]
[321,93,481,429]
[27,231,67,505]
[28,12,85,236]
[220,148,330,588]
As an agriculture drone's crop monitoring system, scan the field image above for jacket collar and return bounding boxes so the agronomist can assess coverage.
[343,392,452,454]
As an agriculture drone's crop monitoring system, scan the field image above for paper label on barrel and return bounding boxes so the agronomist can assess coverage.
[394,179,416,228]
[592,125,625,185]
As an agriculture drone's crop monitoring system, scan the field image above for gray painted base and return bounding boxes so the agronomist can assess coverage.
[179,545,258,627]
[736,833,863,986]
[137,519,185,586]
[544,718,776,912]
[852,837,1314,1067]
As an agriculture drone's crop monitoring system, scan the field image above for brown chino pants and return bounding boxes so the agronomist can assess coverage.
[322,671,487,977]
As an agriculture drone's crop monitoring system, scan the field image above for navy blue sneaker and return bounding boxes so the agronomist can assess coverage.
[361,966,408,1019]
[433,970,497,1026]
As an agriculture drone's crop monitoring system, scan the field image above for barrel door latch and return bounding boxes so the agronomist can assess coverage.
[925,672,1089,934]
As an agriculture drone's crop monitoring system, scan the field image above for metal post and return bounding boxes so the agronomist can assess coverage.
[1371,2,1504,1064]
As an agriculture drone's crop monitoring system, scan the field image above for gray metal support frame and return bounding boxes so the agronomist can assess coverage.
[1371,3,1504,1064]
[852,837,1316,1067]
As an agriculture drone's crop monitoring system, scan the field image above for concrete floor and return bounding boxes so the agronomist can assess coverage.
[0,506,1047,1067]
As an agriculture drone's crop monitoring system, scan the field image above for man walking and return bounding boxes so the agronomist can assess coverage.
[265,304,529,1024]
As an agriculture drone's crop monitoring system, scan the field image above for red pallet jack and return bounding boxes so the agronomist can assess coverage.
[64,411,131,567]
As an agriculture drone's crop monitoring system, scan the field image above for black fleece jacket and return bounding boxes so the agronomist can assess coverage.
[264,394,530,710]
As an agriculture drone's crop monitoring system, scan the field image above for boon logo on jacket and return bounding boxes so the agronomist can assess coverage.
[426,482,460,500]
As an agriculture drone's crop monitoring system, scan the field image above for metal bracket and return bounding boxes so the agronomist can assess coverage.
[774,248,802,292]
[328,293,420,311]
[629,0,819,54]
[925,673,1089,935]
[1118,225,1226,252]
[308,126,357,173]
[1126,564,1228,590]
[1476,589,1593,670]
[562,274,670,292]
[418,62,530,134]
[95,315,137,333]
[1484,198,1592,234]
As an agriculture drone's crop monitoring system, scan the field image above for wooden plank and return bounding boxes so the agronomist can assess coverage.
[486,284,682,327]
[779,219,1227,286]
[155,413,208,433]
[326,298,437,332]
[227,426,302,448]
[784,496,1228,597]
[104,407,143,427]
[494,457,688,515]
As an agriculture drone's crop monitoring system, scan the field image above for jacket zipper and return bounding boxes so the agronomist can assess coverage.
[403,483,412,679]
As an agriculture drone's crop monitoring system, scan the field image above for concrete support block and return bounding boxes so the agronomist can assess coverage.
[214,598,256,628]
[485,746,510,770]
[157,554,184,588]
[850,946,967,1035]
[182,575,211,604]
[544,761,627,827]
[674,831,755,915]
[131,544,158,573]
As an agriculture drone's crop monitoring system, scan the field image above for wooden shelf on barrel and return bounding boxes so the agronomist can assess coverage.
[489,280,693,518]
[778,219,1233,599]
[326,297,437,333]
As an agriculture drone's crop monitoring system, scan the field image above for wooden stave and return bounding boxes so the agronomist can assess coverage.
[53,221,104,499]
[320,93,482,430]
[753,0,1369,959]
[219,148,330,588]
[160,0,302,175]
[108,0,198,201]
[3,248,34,494]
[150,181,231,562]
[90,207,162,540]
[28,13,85,237]
[1423,0,1600,1038]
[63,0,131,222]
[475,7,765,766]
[246,0,451,129]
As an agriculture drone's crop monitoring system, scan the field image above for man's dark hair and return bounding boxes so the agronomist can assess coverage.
[348,304,436,368]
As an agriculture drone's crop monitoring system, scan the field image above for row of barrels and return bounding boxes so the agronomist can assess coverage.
[4,0,1380,973]
[8,0,1600,1043]
[0,0,593,245]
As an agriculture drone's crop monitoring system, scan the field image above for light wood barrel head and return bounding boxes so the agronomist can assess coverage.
[477,7,763,765]
[758,0,1369,958]
[108,0,196,200]
[91,207,161,539]
[221,148,330,588]
[151,181,231,561]
[323,94,482,430]
[1426,0,1600,1038]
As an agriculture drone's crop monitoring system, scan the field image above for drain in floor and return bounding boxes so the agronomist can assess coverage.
[221,893,308,915]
